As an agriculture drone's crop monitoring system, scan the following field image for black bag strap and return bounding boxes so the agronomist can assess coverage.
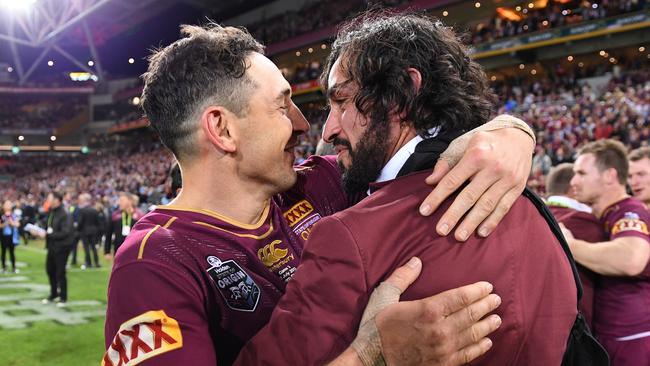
[522,188,583,301]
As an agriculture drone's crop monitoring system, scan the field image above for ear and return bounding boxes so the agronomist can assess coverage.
[406,67,422,94]
[200,106,237,153]
[393,68,423,123]
[604,167,619,185]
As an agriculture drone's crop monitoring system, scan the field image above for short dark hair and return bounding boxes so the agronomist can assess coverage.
[629,147,650,162]
[321,11,495,137]
[546,163,574,196]
[579,139,629,184]
[50,191,63,202]
[141,23,264,161]
[170,163,182,197]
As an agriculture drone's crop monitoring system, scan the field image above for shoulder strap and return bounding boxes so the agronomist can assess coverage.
[523,188,583,301]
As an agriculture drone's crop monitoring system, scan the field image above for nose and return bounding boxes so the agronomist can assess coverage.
[322,110,341,143]
[288,100,309,134]
[570,175,578,189]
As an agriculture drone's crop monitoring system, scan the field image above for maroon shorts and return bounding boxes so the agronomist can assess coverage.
[597,334,650,366]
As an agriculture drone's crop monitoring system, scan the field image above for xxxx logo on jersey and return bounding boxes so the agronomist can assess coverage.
[102,310,182,366]
[283,200,322,241]
[284,200,314,227]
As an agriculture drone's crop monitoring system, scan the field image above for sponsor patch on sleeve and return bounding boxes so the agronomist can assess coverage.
[102,310,183,366]
[611,212,649,235]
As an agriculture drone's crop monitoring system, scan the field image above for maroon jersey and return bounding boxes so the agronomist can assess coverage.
[548,204,605,328]
[103,155,348,366]
[594,197,650,339]
[239,170,577,365]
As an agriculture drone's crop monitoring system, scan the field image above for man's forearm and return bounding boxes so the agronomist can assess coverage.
[327,348,364,366]
[570,238,649,276]
[441,115,535,168]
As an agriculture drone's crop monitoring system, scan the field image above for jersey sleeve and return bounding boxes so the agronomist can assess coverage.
[234,215,368,365]
[608,207,650,242]
[103,260,216,366]
[607,206,650,277]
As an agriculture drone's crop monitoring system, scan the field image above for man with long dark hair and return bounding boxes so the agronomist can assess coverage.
[238,13,586,365]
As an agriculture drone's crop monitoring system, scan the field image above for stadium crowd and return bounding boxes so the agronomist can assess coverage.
[244,0,647,48]
[471,0,648,44]
[0,95,88,130]
[514,64,650,192]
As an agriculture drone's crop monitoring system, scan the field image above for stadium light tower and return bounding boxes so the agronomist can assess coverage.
[0,0,38,12]
[0,0,112,85]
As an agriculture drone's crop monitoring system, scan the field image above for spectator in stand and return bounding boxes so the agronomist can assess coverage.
[532,145,553,175]
[1,200,19,274]
[105,192,142,260]
[76,193,101,269]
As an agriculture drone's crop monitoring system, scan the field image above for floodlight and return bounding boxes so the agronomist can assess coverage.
[0,0,37,12]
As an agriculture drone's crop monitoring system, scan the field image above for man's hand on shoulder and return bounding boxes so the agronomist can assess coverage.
[346,257,501,366]
[420,115,534,241]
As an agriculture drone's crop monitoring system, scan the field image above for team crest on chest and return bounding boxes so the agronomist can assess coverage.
[206,256,260,312]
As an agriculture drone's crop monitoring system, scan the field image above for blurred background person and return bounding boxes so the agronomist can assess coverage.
[104,192,142,260]
[628,147,650,208]
[1,200,20,274]
[76,193,101,269]
[545,163,605,329]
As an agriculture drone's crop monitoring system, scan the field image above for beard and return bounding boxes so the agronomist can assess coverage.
[335,121,391,195]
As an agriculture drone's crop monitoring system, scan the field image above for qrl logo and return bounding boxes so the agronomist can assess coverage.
[257,240,289,268]
[102,310,182,366]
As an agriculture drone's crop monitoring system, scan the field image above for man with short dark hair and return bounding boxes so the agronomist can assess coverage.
[565,138,650,365]
[628,146,650,208]
[104,22,537,365]
[545,163,604,328]
[239,13,580,365]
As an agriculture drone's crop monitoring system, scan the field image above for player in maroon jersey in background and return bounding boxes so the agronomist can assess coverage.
[546,163,606,329]
[564,139,650,365]
[104,22,537,366]
[628,147,650,209]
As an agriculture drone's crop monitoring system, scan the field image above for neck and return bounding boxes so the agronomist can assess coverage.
[592,186,629,218]
[384,125,417,166]
[170,160,274,225]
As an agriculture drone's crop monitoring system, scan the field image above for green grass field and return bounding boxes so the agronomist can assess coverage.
[0,239,110,366]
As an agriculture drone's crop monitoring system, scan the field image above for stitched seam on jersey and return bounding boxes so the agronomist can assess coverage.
[163,216,177,229]
[156,202,270,230]
[138,225,161,260]
[192,220,274,240]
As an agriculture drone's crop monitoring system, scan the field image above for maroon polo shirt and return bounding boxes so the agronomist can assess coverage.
[238,170,577,365]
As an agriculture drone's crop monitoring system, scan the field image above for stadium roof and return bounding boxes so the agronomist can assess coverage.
[0,0,273,84]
